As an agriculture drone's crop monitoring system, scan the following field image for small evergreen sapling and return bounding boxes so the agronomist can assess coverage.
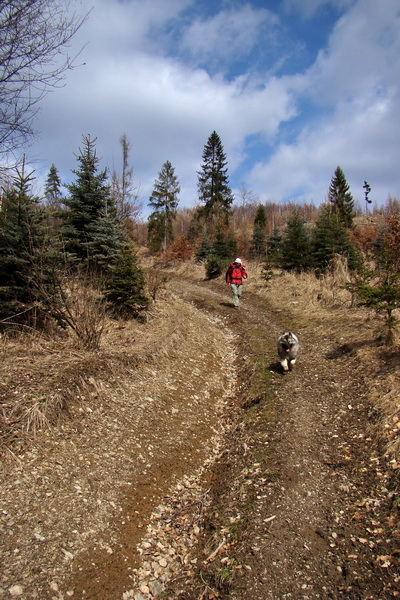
[280,211,311,272]
[311,205,360,273]
[348,213,400,344]
[104,243,149,319]
[0,162,47,323]
[249,205,267,260]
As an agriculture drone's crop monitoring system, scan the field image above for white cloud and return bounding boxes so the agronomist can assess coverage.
[180,4,278,66]
[31,0,296,209]
[77,0,192,54]
[248,0,400,206]
[283,0,354,20]
[26,0,400,214]
[304,0,400,104]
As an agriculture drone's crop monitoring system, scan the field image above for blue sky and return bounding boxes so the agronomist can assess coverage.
[28,0,400,217]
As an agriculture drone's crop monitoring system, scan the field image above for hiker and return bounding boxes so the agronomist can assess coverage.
[225,258,248,308]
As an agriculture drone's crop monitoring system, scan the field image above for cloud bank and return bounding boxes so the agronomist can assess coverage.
[28,0,400,214]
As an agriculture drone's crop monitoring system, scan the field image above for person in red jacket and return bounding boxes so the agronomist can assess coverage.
[225,258,248,308]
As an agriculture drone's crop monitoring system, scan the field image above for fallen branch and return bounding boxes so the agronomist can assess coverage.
[205,537,226,562]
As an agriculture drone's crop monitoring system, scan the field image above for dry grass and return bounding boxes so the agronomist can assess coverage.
[248,256,354,315]
[0,312,140,449]
[1,257,399,466]
[0,290,222,451]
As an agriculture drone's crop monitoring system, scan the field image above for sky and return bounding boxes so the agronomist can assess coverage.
[26,0,400,218]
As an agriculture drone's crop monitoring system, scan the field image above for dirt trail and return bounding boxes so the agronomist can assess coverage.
[0,270,398,600]
[166,273,398,599]
[0,295,236,600]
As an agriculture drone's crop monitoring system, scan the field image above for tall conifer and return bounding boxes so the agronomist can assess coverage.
[147,160,180,252]
[197,131,233,223]
[62,135,122,273]
[328,166,354,228]
[44,164,62,207]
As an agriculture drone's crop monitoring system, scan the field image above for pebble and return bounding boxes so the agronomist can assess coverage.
[149,580,162,596]
[9,586,23,597]
[124,470,211,598]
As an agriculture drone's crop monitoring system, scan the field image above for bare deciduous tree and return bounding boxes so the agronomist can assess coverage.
[111,133,143,223]
[0,0,88,158]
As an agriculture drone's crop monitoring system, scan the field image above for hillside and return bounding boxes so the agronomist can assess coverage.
[0,262,399,600]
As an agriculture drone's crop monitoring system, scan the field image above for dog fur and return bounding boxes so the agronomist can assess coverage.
[277,331,300,371]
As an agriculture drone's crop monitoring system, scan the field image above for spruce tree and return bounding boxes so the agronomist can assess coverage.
[62,135,122,274]
[249,204,267,260]
[0,163,46,321]
[147,212,164,253]
[44,164,62,207]
[147,160,180,252]
[195,235,214,262]
[104,243,149,319]
[266,228,283,267]
[205,230,237,280]
[280,211,311,272]
[197,131,233,224]
[328,166,354,228]
[311,205,359,272]
[348,214,400,343]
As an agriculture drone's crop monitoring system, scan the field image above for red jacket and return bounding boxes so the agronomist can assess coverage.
[226,263,247,285]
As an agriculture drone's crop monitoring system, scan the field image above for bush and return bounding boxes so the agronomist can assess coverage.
[348,213,400,344]
[205,255,227,280]
[104,244,149,319]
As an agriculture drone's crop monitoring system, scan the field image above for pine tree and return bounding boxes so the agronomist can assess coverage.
[328,166,354,228]
[280,211,311,272]
[205,230,237,280]
[147,212,164,253]
[266,228,283,266]
[311,205,359,272]
[44,164,62,207]
[195,235,214,262]
[348,214,400,344]
[0,161,46,321]
[249,204,267,259]
[197,131,233,224]
[147,161,180,252]
[104,243,149,319]
[213,230,237,262]
[261,227,283,281]
[62,135,122,274]
[85,211,124,271]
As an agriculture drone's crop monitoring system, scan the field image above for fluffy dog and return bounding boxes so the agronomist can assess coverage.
[277,331,300,371]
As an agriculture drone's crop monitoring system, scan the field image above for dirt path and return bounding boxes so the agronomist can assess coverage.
[0,271,398,600]
[165,274,398,599]
[0,296,236,600]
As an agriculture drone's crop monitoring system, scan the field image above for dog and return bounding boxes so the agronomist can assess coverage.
[277,331,300,371]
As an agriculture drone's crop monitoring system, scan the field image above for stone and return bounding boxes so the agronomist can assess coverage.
[149,580,163,596]
[9,586,23,597]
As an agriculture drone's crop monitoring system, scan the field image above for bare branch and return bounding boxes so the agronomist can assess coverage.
[0,0,89,157]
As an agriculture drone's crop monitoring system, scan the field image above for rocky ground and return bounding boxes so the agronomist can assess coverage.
[0,265,399,600]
